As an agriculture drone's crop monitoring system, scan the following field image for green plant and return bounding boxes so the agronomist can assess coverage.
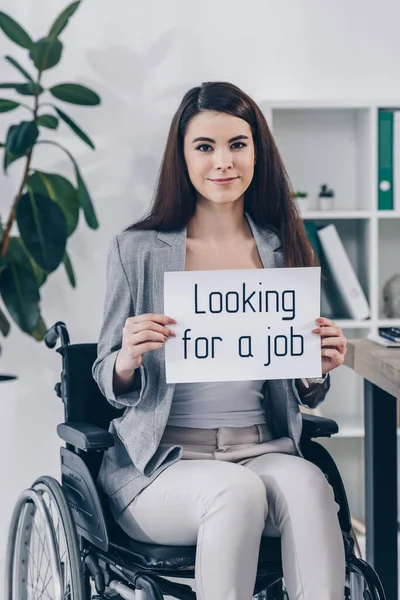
[318,184,335,198]
[295,191,308,198]
[0,1,101,354]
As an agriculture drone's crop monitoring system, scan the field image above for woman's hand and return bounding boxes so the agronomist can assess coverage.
[312,317,347,375]
[115,313,176,377]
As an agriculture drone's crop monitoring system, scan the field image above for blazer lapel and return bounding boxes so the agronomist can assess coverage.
[244,212,281,269]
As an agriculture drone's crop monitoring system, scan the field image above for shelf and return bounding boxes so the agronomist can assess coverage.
[377,319,400,327]
[377,211,400,218]
[302,211,373,220]
[301,210,400,219]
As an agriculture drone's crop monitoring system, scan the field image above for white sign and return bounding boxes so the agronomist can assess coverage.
[164,267,322,383]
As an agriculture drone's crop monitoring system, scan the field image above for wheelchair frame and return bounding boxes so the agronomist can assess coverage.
[5,321,386,600]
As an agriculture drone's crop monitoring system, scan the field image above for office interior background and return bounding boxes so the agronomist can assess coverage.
[1,0,400,588]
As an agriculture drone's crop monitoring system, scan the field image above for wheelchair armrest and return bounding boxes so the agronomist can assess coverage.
[301,413,339,438]
[57,421,114,451]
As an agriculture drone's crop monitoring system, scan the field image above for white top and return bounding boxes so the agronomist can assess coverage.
[167,380,267,428]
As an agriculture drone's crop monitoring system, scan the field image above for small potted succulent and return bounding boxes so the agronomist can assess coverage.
[318,184,335,210]
[294,191,309,215]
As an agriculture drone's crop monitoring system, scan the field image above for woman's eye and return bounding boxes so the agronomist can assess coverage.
[231,142,246,150]
[196,144,213,152]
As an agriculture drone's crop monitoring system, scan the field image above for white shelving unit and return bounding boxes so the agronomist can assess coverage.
[261,100,400,523]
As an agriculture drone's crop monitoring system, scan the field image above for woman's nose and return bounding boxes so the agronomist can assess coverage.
[214,149,233,170]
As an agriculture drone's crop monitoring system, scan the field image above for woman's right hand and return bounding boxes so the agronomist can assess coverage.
[115,313,177,377]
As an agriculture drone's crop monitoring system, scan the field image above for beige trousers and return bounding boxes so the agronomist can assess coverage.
[118,425,345,600]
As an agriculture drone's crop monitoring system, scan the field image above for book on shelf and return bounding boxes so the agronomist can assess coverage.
[316,224,370,320]
[394,111,400,212]
[378,110,394,210]
[378,108,400,211]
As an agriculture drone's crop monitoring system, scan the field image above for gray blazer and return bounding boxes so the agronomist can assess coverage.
[92,212,330,521]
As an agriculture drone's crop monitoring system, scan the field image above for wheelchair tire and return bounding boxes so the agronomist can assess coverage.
[346,556,386,600]
[5,475,85,600]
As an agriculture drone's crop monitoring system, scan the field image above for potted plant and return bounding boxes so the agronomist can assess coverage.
[0,1,101,358]
[318,184,335,210]
[294,191,309,215]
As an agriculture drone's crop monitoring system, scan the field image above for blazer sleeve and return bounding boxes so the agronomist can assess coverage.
[92,235,146,409]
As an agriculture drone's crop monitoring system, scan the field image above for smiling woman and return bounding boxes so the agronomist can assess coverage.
[93,82,347,600]
[183,111,256,205]
[127,81,314,269]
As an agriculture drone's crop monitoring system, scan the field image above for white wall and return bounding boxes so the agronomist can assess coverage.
[2,0,400,586]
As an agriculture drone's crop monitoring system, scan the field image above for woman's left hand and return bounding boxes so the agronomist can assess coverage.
[312,317,347,375]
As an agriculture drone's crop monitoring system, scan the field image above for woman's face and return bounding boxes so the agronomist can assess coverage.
[183,110,256,208]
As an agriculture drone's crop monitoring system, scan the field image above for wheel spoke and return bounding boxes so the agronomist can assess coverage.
[42,490,71,596]
[35,525,47,595]
[32,520,51,563]
[28,578,54,600]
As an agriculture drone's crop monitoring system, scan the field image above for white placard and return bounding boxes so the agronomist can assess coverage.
[164,267,322,383]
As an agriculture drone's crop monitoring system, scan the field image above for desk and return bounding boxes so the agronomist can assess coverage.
[345,339,400,600]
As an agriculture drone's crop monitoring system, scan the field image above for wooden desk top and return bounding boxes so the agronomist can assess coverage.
[345,339,400,398]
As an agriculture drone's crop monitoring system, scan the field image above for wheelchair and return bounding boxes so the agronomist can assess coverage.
[5,321,386,600]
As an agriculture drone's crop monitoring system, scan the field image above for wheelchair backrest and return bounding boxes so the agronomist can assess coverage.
[58,343,122,427]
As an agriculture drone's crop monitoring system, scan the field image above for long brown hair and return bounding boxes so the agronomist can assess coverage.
[128,81,315,268]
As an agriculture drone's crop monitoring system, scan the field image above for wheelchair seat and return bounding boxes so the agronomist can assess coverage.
[108,522,282,573]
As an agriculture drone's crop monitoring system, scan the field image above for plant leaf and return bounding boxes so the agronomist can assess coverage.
[63,251,76,287]
[31,315,47,340]
[48,1,81,39]
[15,82,44,96]
[29,37,63,71]
[0,11,34,50]
[0,82,43,95]
[4,120,38,172]
[0,83,24,88]
[16,191,67,272]
[0,264,40,334]
[37,140,99,229]
[5,55,34,81]
[54,106,95,149]
[0,305,10,336]
[49,83,100,106]
[0,99,19,113]
[37,114,59,129]
[5,236,47,287]
[28,171,80,236]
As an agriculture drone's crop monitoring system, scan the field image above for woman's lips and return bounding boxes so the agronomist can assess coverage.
[209,177,238,185]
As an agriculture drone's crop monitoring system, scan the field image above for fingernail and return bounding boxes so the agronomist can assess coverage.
[313,328,320,333]
[169,330,176,337]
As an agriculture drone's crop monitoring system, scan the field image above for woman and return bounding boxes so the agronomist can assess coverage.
[93,81,347,600]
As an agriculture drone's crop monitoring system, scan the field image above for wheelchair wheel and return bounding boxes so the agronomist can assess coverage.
[5,475,85,600]
[346,555,386,600]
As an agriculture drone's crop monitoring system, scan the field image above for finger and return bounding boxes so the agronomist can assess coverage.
[132,330,169,345]
[321,347,344,365]
[321,336,347,351]
[127,314,177,326]
[312,326,343,337]
[315,317,335,327]
[127,320,176,338]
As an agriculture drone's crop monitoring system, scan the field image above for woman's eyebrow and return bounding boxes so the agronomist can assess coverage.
[191,134,249,144]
